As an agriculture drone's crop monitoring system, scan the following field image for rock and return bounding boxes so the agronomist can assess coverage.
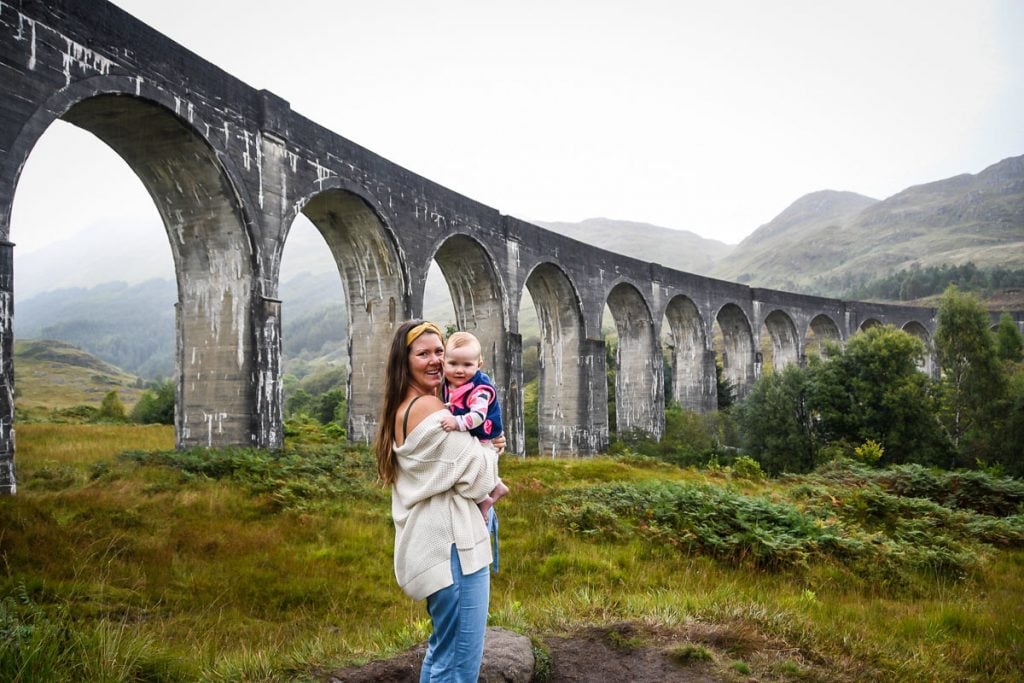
[480,627,534,682]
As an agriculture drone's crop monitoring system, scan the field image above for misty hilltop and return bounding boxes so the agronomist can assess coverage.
[534,218,734,276]
[711,155,1024,295]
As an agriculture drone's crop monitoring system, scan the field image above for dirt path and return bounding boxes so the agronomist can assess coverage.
[324,620,841,682]
[543,623,723,682]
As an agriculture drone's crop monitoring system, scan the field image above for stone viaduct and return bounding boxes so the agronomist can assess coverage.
[0,0,964,494]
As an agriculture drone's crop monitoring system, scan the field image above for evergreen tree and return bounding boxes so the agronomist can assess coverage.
[715,359,735,410]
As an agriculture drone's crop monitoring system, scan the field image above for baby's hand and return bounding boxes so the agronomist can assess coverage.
[439,414,459,432]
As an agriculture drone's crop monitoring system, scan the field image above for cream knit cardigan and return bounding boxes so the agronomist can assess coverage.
[391,409,498,601]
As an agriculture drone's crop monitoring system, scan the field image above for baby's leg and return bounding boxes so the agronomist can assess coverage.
[490,478,509,504]
[477,495,495,521]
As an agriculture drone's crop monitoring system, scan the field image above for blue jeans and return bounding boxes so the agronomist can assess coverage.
[420,544,490,682]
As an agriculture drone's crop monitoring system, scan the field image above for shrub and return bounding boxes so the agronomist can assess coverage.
[608,404,739,469]
[48,404,99,423]
[854,439,884,465]
[554,481,854,569]
[131,380,175,425]
[556,460,1024,579]
[552,500,628,539]
[97,390,127,421]
[120,440,378,511]
[731,455,765,480]
[875,465,1024,517]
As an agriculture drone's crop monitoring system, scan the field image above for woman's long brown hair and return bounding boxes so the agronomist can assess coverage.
[373,320,435,486]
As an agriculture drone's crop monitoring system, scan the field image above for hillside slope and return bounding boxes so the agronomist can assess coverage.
[713,155,1024,294]
[15,339,144,415]
[536,217,735,276]
[17,279,177,378]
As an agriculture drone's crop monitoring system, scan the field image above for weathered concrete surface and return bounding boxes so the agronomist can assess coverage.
[608,282,664,439]
[0,0,987,494]
[0,241,13,493]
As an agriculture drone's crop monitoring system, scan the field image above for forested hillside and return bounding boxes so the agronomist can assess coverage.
[16,279,177,378]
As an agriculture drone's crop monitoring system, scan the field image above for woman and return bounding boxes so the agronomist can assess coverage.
[374,320,503,682]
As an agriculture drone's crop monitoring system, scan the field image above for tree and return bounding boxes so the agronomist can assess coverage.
[606,337,617,435]
[315,388,346,425]
[993,369,1024,476]
[98,390,127,421]
[735,364,817,474]
[285,388,314,419]
[132,380,175,425]
[995,313,1023,363]
[934,285,1005,454]
[715,359,735,410]
[808,326,951,466]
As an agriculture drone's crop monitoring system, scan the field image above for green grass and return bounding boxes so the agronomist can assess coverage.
[2,425,1023,681]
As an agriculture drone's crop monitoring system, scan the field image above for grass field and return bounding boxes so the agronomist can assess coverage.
[2,424,1023,681]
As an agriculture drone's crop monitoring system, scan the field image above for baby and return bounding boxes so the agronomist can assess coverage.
[439,331,509,520]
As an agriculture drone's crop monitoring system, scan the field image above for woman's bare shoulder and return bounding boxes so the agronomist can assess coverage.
[409,394,445,419]
[397,395,446,442]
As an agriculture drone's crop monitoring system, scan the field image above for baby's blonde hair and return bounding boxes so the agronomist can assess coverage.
[446,331,482,362]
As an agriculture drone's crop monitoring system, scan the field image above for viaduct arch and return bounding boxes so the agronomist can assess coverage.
[4,1,1017,493]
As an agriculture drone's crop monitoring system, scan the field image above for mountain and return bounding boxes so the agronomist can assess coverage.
[713,155,1024,294]
[14,339,145,416]
[535,218,735,276]
[711,190,880,288]
[15,214,338,300]
[16,272,351,379]
[17,279,177,378]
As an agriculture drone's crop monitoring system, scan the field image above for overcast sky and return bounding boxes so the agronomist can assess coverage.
[11,0,1024,257]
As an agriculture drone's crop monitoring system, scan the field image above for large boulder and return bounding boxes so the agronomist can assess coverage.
[480,627,534,682]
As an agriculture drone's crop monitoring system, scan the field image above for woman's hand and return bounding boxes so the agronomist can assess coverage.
[491,434,506,455]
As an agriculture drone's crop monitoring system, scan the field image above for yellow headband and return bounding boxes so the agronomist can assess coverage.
[405,322,444,348]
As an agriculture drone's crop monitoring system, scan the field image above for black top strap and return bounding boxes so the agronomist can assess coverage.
[402,395,426,440]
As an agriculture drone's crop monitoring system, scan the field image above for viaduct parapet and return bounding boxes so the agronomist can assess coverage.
[3,0,1005,494]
